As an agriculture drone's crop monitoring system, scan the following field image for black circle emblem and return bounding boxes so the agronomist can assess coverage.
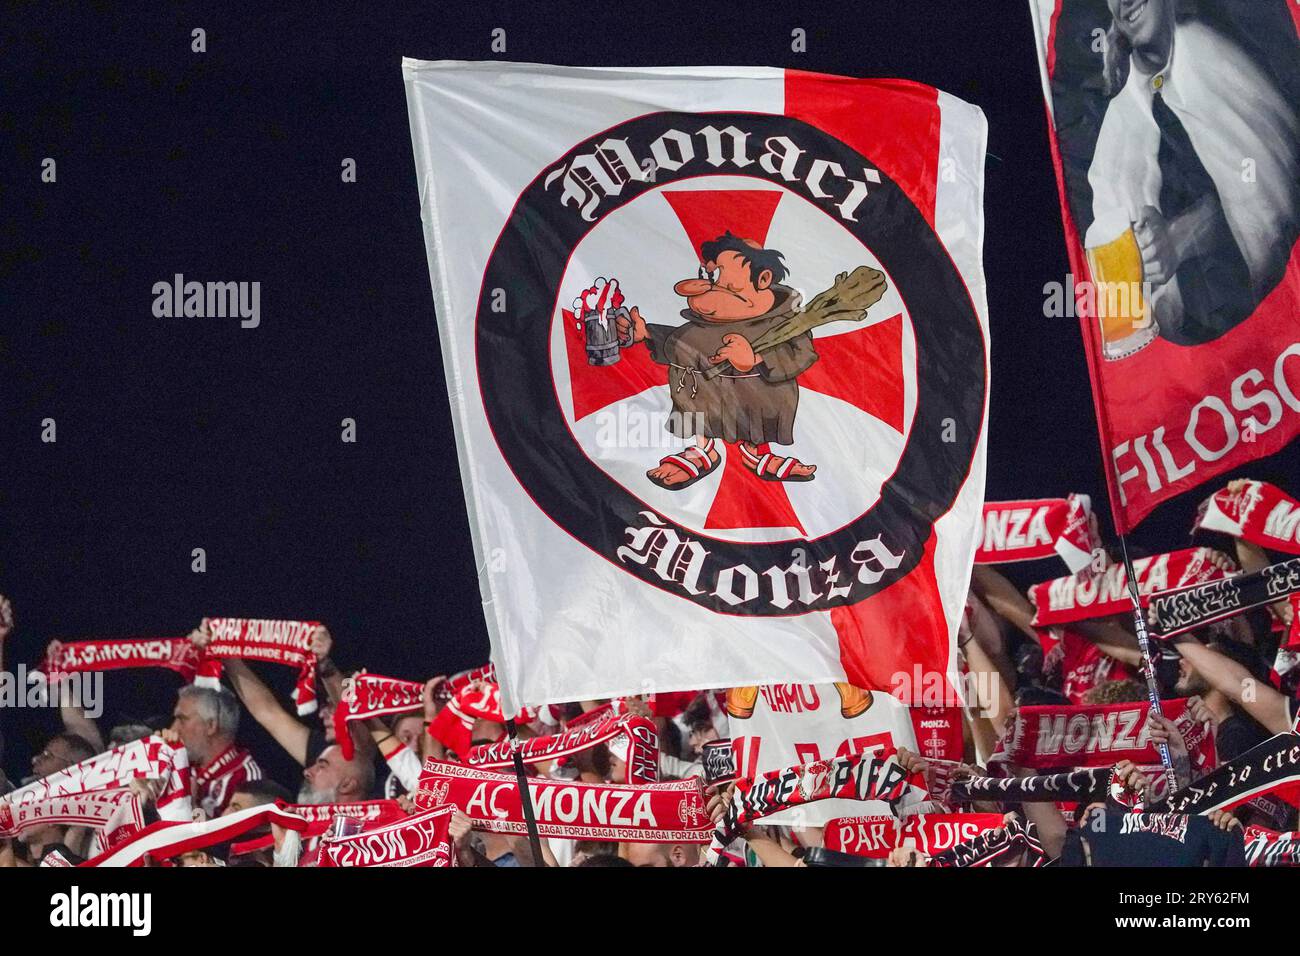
[476,112,985,616]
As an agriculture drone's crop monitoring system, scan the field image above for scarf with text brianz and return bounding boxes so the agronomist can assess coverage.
[1,735,191,822]
[0,788,142,838]
[40,637,201,683]
[975,496,1095,573]
[1148,556,1300,641]
[466,712,659,784]
[316,804,456,867]
[194,618,319,715]
[707,750,922,864]
[334,674,424,760]
[1195,481,1300,556]
[1030,547,1235,627]
[990,698,1216,777]
[415,760,712,843]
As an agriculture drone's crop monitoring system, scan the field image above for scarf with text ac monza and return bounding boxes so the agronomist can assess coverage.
[706,750,921,863]
[1148,556,1300,639]
[405,62,991,711]
[1244,826,1300,866]
[415,760,711,843]
[315,805,455,868]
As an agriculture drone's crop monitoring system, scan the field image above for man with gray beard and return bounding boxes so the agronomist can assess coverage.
[297,743,375,804]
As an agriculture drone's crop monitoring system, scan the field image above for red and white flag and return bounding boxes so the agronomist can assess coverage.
[1028,1,1300,531]
[404,61,990,713]
[975,496,1095,573]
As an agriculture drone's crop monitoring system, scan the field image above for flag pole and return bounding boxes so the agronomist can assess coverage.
[504,717,546,866]
[1117,535,1179,797]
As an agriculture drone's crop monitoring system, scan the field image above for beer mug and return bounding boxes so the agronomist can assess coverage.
[583,305,633,366]
[1085,211,1156,361]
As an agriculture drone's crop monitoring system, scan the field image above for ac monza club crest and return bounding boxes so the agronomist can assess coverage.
[476,111,984,619]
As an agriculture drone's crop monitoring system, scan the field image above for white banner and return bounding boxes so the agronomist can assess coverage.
[404,61,989,711]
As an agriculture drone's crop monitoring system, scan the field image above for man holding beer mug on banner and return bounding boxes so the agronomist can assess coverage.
[1083,0,1298,355]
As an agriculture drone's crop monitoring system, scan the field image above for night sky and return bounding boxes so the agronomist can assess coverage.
[3,1,1296,784]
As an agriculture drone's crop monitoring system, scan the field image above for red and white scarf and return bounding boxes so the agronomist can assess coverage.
[707,749,923,863]
[465,713,659,785]
[928,817,1046,867]
[1196,481,1300,556]
[40,637,201,683]
[334,674,424,760]
[2,735,191,822]
[990,698,1217,777]
[230,799,408,855]
[316,804,455,867]
[826,812,1006,859]
[1030,547,1235,627]
[0,787,142,838]
[194,618,319,715]
[427,679,535,756]
[976,495,1095,573]
[416,760,711,843]
[1244,826,1300,866]
[81,800,315,867]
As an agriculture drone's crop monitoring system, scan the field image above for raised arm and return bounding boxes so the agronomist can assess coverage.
[969,566,1038,641]
[45,641,105,753]
[1169,634,1292,734]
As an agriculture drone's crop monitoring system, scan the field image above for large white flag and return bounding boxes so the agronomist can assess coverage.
[404,61,989,712]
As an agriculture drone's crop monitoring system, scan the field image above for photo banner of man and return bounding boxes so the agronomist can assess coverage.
[1027,0,1300,532]
[404,62,990,713]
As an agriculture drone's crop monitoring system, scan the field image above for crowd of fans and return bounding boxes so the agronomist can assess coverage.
[1,483,1297,868]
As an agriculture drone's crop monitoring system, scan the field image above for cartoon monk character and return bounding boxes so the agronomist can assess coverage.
[616,231,886,490]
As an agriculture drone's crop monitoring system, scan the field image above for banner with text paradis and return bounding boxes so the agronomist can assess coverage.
[1028,0,1300,532]
[725,682,947,826]
[404,60,990,713]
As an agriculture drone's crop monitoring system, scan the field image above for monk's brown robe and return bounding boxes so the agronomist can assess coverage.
[643,285,817,446]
